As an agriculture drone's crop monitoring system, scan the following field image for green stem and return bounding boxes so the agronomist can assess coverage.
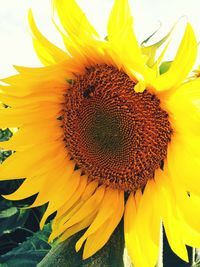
[37,221,125,267]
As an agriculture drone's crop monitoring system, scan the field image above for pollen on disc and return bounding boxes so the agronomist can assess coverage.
[63,64,172,192]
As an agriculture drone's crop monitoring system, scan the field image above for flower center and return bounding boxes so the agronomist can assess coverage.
[63,64,172,192]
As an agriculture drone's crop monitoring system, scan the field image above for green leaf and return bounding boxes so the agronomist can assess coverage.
[0,199,29,237]
[0,207,18,219]
[0,223,52,267]
[159,61,172,75]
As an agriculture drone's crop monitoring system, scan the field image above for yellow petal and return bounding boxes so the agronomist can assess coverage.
[175,190,200,234]
[53,0,98,44]
[167,134,200,196]
[162,206,189,262]
[81,190,124,259]
[28,9,69,65]
[166,78,200,136]
[126,180,160,267]
[0,121,63,151]
[56,181,98,229]
[107,0,157,85]
[155,169,189,262]
[3,176,46,201]
[2,150,67,201]
[0,105,61,128]
[134,180,160,267]
[124,193,149,267]
[50,175,88,241]
[134,80,146,93]
[0,142,63,180]
[180,221,200,248]
[0,91,64,108]
[156,168,200,252]
[53,175,88,222]
[107,0,140,59]
[59,185,105,230]
[40,168,80,229]
[75,188,120,252]
[57,211,97,243]
[154,23,197,91]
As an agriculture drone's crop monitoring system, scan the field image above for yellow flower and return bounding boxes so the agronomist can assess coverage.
[0,0,199,266]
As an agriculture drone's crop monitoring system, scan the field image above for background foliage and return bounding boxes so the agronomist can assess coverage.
[0,128,52,267]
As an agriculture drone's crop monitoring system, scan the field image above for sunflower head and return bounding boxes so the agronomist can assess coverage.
[0,0,199,266]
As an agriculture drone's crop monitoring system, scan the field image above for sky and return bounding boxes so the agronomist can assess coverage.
[0,0,200,78]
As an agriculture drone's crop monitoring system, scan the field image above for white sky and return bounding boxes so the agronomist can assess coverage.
[0,0,200,78]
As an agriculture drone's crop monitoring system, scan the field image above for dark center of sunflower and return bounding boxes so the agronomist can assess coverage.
[63,64,172,192]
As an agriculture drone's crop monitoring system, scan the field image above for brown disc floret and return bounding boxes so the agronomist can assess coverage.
[63,64,172,192]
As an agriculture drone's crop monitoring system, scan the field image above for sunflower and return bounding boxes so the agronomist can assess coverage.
[0,0,199,266]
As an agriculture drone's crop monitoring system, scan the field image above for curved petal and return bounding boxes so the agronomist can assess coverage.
[167,134,200,197]
[155,169,189,262]
[125,179,161,267]
[49,175,88,241]
[57,211,97,243]
[28,9,69,65]
[0,105,61,128]
[53,0,99,42]
[75,188,120,252]
[50,181,99,241]
[154,23,197,91]
[81,190,124,259]
[57,185,105,230]
[40,168,80,229]
[0,121,63,151]
[0,142,64,180]
[174,190,200,236]
[107,0,154,83]
[165,78,200,136]
[124,193,150,267]
[107,0,141,62]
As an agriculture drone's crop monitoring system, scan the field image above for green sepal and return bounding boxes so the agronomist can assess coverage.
[159,61,172,75]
